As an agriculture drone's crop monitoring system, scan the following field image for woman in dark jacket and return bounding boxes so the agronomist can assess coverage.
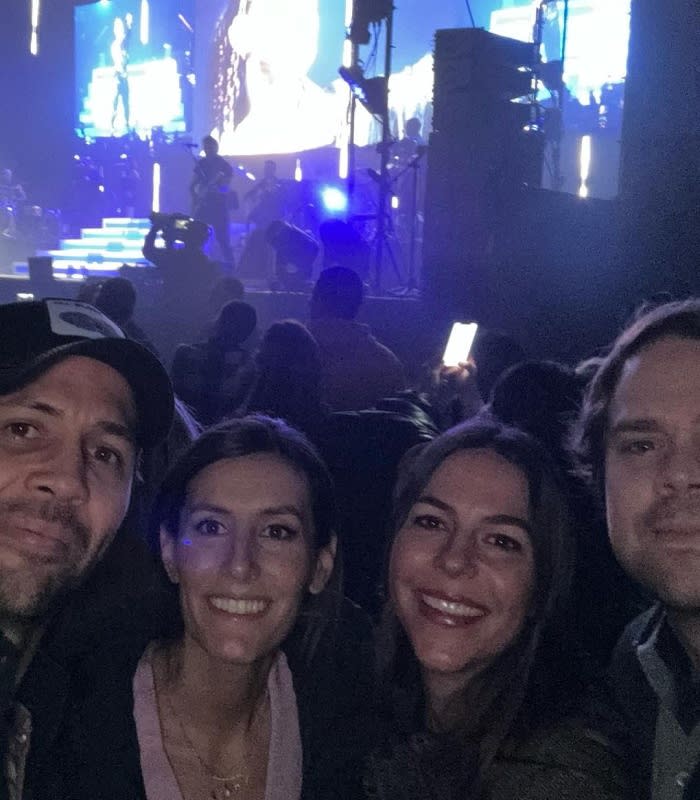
[28,416,376,800]
[366,418,630,800]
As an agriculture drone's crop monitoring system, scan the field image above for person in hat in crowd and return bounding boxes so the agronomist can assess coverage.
[0,297,174,798]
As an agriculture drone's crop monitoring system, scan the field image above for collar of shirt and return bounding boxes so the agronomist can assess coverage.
[637,605,700,734]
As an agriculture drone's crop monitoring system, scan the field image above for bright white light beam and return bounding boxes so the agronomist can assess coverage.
[30,0,40,56]
[579,135,591,198]
[152,162,161,212]
[140,0,149,46]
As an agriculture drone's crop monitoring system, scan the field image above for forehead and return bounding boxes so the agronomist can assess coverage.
[609,336,700,424]
[187,454,311,509]
[424,448,529,513]
[1,356,136,426]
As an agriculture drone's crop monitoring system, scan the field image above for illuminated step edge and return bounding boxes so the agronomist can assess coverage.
[81,228,148,240]
[51,247,148,260]
[13,259,154,277]
[102,218,152,229]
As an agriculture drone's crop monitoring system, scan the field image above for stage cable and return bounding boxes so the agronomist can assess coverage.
[464,0,476,27]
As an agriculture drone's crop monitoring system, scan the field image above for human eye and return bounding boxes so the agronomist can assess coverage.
[617,437,658,456]
[91,445,124,469]
[4,421,40,441]
[261,523,298,542]
[485,532,524,553]
[194,518,226,537]
[412,514,447,532]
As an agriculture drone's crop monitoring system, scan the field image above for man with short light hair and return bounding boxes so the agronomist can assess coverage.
[575,298,700,800]
[0,298,173,798]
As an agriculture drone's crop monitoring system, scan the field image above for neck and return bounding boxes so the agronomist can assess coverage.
[666,607,700,673]
[161,637,272,731]
[422,668,476,732]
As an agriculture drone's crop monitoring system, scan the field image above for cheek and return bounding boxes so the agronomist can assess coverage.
[388,535,432,612]
[174,544,223,587]
[84,481,133,552]
[270,549,314,597]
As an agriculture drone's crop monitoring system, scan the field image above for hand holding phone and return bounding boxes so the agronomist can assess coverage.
[442,322,478,367]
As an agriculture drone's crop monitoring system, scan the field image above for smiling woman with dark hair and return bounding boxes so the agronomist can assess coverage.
[366,418,630,800]
[31,416,376,800]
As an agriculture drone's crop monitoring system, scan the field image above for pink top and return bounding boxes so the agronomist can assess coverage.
[132,644,303,800]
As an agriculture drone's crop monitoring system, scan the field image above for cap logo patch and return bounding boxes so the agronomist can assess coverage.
[45,299,125,340]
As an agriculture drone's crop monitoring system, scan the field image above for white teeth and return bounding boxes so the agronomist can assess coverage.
[210,597,267,615]
[421,593,485,618]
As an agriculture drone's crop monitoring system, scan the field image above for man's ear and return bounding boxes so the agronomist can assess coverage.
[159,525,180,584]
[309,534,337,595]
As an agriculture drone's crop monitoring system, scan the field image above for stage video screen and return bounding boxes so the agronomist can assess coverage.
[196,0,631,157]
[195,0,473,156]
[490,0,631,129]
[75,0,194,138]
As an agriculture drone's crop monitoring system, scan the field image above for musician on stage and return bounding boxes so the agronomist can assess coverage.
[111,12,133,133]
[190,135,236,266]
[0,168,26,238]
[244,159,284,229]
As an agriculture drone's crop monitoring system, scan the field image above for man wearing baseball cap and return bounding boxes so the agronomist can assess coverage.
[0,298,173,797]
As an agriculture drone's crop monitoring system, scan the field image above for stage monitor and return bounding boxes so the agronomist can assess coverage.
[75,0,194,139]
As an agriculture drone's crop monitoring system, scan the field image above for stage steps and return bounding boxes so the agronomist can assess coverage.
[12,217,250,280]
[12,217,154,279]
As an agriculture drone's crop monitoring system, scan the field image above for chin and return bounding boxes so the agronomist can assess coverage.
[413,642,478,676]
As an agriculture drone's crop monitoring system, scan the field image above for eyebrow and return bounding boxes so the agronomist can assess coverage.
[0,401,136,446]
[98,420,137,447]
[416,495,453,513]
[415,497,531,534]
[260,505,304,520]
[185,503,232,516]
[185,503,304,520]
[482,514,532,535]
[608,418,664,438]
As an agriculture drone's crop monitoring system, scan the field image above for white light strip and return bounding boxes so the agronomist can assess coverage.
[152,162,161,212]
[340,0,354,181]
[30,0,40,56]
[579,135,591,198]
[338,142,349,180]
[140,0,149,46]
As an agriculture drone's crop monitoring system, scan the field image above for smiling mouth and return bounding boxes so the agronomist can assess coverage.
[419,592,488,620]
[209,597,269,616]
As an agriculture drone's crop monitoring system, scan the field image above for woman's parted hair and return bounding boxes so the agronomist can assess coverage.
[150,414,340,660]
[378,416,576,790]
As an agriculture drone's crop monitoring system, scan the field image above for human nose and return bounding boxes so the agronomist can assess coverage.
[434,530,479,578]
[224,532,260,581]
[658,440,700,494]
[26,441,89,505]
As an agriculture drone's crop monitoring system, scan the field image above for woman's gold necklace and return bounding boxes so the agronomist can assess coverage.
[161,679,269,799]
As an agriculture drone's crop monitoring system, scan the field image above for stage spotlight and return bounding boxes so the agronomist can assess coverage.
[338,66,388,118]
[320,186,349,216]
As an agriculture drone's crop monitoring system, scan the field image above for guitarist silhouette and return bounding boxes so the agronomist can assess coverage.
[191,136,237,266]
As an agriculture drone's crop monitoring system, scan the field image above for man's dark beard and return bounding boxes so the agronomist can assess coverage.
[0,498,94,624]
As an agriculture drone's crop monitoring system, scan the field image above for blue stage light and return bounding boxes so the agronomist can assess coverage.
[320,186,348,215]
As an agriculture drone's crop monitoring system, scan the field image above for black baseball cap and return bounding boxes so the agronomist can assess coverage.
[0,298,174,448]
